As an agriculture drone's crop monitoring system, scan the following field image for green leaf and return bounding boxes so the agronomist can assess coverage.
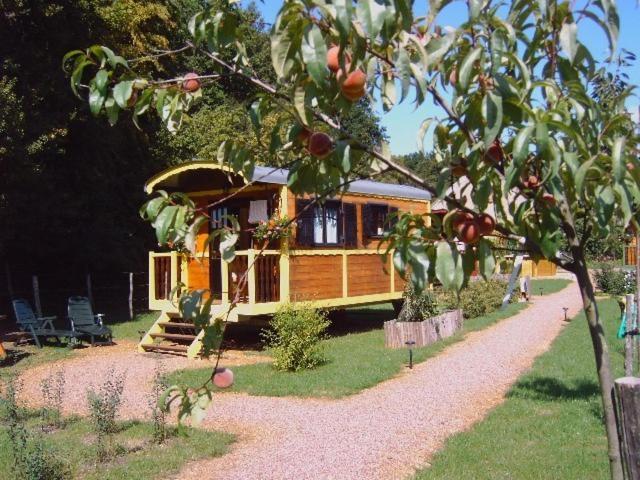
[293,84,308,125]
[301,24,328,88]
[219,233,238,263]
[435,241,459,291]
[482,91,503,145]
[458,47,482,91]
[477,239,495,280]
[416,118,433,152]
[154,205,178,244]
[408,240,430,291]
[611,137,626,183]
[356,0,388,39]
[559,22,578,63]
[113,81,134,109]
[468,0,482,18]
[88,84,105,116]
[104,97,120,126]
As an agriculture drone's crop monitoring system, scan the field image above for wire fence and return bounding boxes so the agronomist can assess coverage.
[0,268,150,331]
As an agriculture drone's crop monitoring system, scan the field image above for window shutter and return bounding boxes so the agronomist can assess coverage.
[295,199,315,246]
[387,206,399,232]
[362,203,373,237]
[343,203,357,247]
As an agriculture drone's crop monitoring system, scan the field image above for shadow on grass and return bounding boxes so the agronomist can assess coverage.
[220,304,396,351]
[508,376,600,402]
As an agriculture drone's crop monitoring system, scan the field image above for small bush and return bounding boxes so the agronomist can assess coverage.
[441,279,512,319]
[24,440,70,480]
[594,265,636,296]
[398,283,440,322]
[262,304,330,371]
[40,370,65,429]
[149,359,167,444]
[87,370,125,461]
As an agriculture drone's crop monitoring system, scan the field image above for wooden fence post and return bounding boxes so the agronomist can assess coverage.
[626,295,635,376]
[32,275,42,318]
[5,263,13,298]
[615,377,640,479]
[128,272,134,320]
[86,273,94,307]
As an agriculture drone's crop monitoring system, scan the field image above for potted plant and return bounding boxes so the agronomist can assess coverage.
[252,211,295,249]
[384,284,463,349]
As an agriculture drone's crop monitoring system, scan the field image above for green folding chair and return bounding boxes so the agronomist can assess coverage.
[12,299,77,348]
[67,296,113,346]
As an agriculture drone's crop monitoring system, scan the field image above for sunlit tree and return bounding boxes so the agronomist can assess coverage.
[64,1,638,477]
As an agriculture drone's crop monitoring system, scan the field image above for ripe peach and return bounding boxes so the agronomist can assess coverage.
[340,69,367,102]
[295,126,311,145]
[457,219,481,244]
[477,214,495,235]
[182,72,201,92]
[527,175,540,189]
[307,132,333,158]
[212,367,234,389]
[449,68,457,87]
[451,164,467,177]
[484,141,503,164]
[452,210,474,231]
[327,46,350,73]
[542,193,556,205]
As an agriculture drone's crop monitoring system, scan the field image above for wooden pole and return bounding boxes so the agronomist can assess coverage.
[128,272,134,320]
[615,377,640,479]
[86,273,94,307]
[4,263,13,298]
[625,294,634,376]
[32,275,42,318]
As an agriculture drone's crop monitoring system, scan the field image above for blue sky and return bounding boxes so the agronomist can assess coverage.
[243,1,639,155]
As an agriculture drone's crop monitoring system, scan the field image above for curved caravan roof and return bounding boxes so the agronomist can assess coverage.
[145,161,431,201]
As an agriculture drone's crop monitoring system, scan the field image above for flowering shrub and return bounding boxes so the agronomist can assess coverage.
[594,265,636,296]
[253,212,294,242]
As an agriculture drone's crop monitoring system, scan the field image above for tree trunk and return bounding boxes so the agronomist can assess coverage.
[574,260,624,480]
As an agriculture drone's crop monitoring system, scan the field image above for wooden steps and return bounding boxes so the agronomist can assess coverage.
[157,322,198,330]
[138,307,236,359]
[150,333,197,342]
[141,344,188,354]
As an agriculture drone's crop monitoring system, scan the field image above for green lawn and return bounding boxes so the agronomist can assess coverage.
[0,412,234,480]
[531,278,572,296]
[109,311,158,341]
[167,302,528,398]
[414,298,623,479]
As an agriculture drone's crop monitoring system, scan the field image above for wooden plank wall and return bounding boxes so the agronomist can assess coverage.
[187,259,209,290]
[347,255,391,296]
[289,255,343,301]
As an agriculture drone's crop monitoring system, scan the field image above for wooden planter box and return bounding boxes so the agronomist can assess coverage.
[383,309,463,349]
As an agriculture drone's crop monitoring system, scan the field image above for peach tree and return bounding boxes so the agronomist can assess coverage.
[64,1,637,477]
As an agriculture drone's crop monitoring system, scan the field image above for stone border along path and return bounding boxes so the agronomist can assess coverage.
[18,281,583,480]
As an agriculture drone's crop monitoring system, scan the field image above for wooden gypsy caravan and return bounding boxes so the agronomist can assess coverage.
[138,162,431,357]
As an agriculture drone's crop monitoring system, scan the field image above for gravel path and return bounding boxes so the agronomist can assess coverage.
[18,281,583,480]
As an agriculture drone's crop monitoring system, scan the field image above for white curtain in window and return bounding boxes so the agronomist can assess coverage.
[314,206,324,243]
[325,206,339,243]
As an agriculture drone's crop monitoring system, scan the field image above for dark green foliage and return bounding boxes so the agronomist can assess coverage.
[86,371,125,461]
[593,265,636,296]
[39,370,65,429]
[398,283,440,322]
[441,279,512,319]
[149,361,168,444]
[262,304,330,371]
